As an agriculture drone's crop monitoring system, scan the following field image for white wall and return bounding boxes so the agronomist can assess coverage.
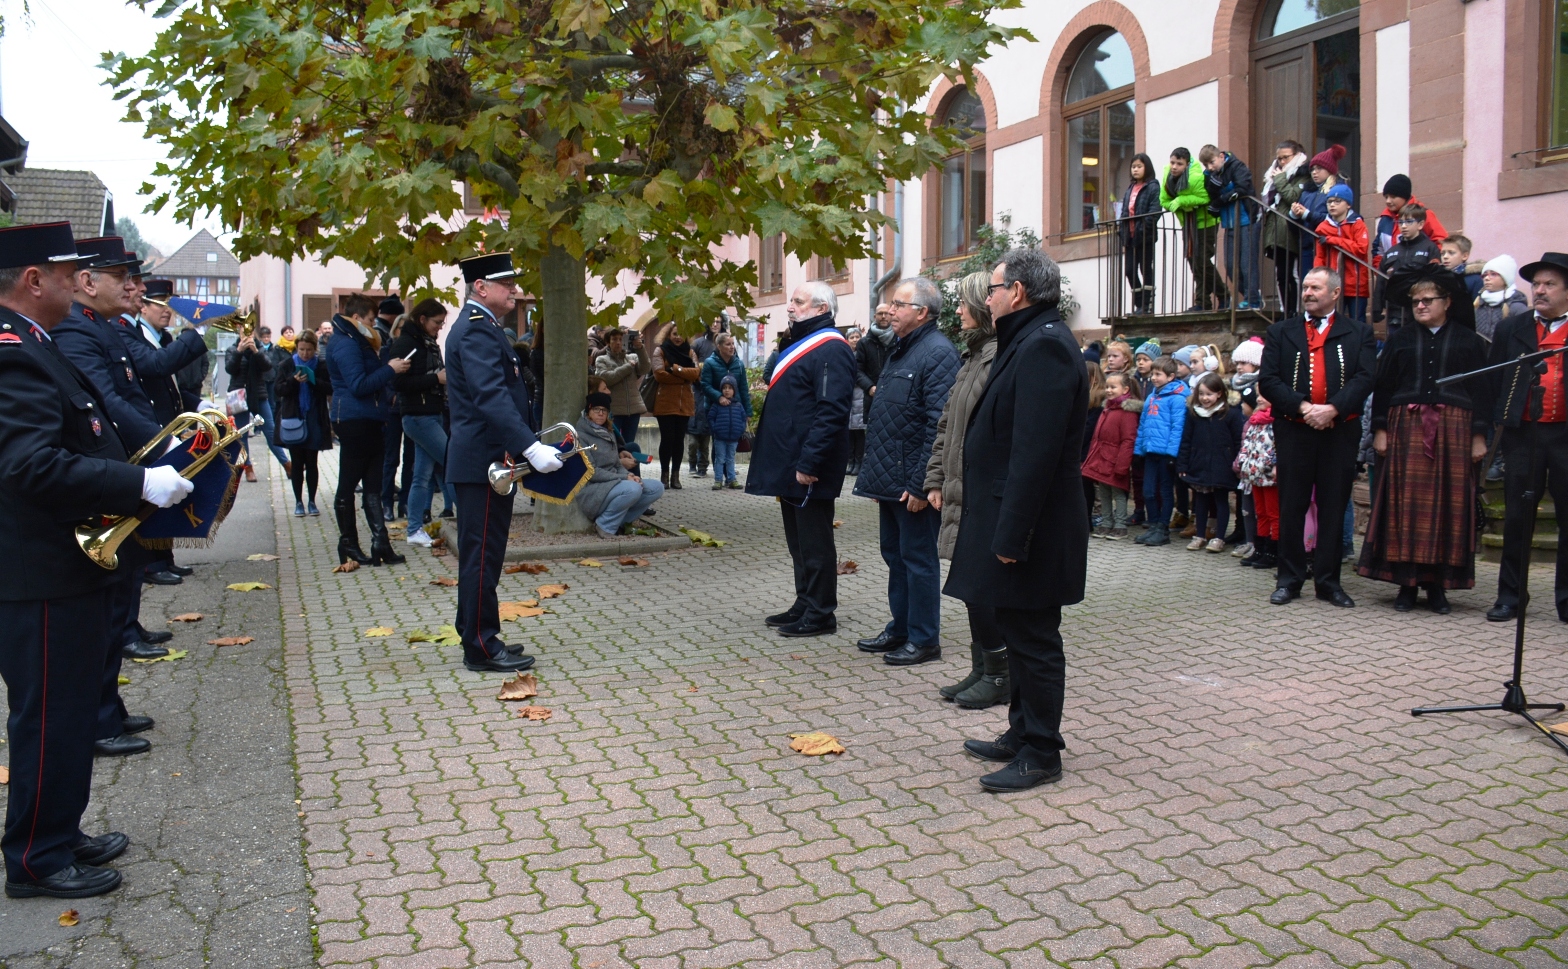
[1374,21,1411,192]
[1059,256,1102,332]
[993,137,1044,238]
[1142,81,1219,168]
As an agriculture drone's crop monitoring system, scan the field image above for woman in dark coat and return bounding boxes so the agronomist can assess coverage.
[273,329,334,516]
[1119,153,1161,314]
[1357,267,1494,613]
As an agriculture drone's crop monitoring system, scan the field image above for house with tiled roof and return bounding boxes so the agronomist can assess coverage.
[8,168,112,239]
[157,229,241,302]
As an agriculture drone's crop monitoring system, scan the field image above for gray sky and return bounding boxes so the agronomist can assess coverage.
[1,0,226,253]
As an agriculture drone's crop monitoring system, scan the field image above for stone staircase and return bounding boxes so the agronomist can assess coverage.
[1480,477,1558,564]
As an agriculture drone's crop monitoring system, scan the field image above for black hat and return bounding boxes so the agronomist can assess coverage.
[1518,252,1568,284]
[586,391,613,411]
[0,221,81,270]
[143,278,175,300]
[378,296,405,316]
[1387,264,1477,330]
[76,236,140,270]
[460,251,517,284]
[1381,173,1412,200]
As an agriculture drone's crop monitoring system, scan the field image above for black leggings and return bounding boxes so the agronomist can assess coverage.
[967,602,1004,652]
[289,449,320,502]
[657,415,688,477]
[333,420,385,508]
[1192,490,1230,540]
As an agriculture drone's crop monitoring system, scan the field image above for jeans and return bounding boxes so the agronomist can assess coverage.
[712,439,738,484]
[402,414,456,526]
[595,478,663,534]
[1143,456,1176,525]
[246,398,290,466]
[1094,482,1128,529]
[877,499,942,648]
[613,414,641,450]
[1224,221,1262,305]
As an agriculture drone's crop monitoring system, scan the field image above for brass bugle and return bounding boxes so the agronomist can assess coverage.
[76,413,263,570]
[487,423,595,496]
[143,298,254,337]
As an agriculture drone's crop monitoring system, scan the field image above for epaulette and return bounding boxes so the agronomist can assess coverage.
[0,320,23,344]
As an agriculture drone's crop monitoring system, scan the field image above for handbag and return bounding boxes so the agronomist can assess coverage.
[639,372,658,412]
[278,416,308,447]
[736,431,752,453]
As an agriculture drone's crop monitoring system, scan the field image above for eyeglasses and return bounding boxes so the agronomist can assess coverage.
[782,484,814,508]
[1411,296,1448,307]
[986,282,1014,295]
[888,300,921,311]
[1396,218,1421,225]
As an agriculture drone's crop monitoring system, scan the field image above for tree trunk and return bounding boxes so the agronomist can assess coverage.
[535,244,593,534]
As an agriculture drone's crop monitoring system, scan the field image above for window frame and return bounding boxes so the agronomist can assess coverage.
[758,233,785,295]
[1062,85,1136,239]
[935,88,987,260]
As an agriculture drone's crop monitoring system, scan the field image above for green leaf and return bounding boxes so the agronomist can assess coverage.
[703,102,738,132]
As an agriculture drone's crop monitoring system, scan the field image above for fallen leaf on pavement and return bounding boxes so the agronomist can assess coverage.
[687,685,698,693]
[517,706,553,721]
[834,520,844,528]
[133,649,187,665]
[498,601,545,621]
[246,553,280,561]
[431,626,462,646]
[788,732,846,756]
[430,537,446,548]
[431,548,449,557]
[117,675,130,685]
[206,636,254,647]
[617,556,649,567]
[58,909,78,927]
[169,613,203,623]
[789,655,805,661]
[226,582,272,592]
[0,766,9,784]
[405,630,433,643]
[505,562,550,575]
[430,577,457,587]
[497,673,539,701]
[679,527,727,548]
[536,583,569,599]
[577,558,603,567]
[331,561,359,573]
[425,520,443,537]
[836,560,858,575]
[364,627,395,637]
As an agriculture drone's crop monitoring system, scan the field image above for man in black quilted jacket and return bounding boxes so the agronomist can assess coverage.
[852,277,960,666]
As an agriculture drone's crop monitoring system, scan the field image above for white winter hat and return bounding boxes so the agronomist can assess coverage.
[1231,337,1264,368]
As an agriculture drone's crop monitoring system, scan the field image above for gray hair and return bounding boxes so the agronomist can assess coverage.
[1305,265,1342,292]
[894,276,943,322]
[802,280,838,317]
[996,247,1060,306]
[0,265,26,296]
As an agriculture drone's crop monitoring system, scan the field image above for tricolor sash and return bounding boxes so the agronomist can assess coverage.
[768,328,848,389]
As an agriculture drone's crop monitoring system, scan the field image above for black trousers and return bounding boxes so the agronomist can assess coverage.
[100,567,140,740]
[1497,423,1568,611]
[453,482,514,662]
[1274,419,1360,593]
[1,587,112,884]
[1124,233,1156,311]
[780,498,837,622]
[995,605,1065,761]
[1270,247,1300,316]
[967,602,1004,651]
[379,416,403,512]
[1184,222,1223,304]
[289,448,320,502]
[334,419,385,509]
[657,414,688,478]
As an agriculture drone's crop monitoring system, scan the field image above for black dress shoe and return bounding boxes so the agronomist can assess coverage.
[856,631,907,653]
[143,570,182,586]
[1487,602,1518,622]
[980,754,1063,793]
[73,832,129,866]
[5,864,122,899]
[463,652,536,673]
[1393,586,1419,613]
[883,642,941,666]
[93,735,151,757]
[121,715,154,735]
[1316,587,1355,608]
[141,628,174,645]
[1426,587,1451,615]
[963,733,1019,762]
[1269,587,1299,605]
[764,609,804,628]
[166,564,194,577]
[778,617,836,638]
[122,641,169,661]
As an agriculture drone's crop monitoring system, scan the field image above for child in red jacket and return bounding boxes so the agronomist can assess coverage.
[1314,183,1370,321]
[1082,372,1143,539]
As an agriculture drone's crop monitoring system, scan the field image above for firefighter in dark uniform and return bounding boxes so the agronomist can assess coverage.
[443,252,560,673]
[48,236,170,755]
[0,222,193,899]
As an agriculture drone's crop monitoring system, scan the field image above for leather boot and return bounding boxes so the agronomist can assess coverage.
[955,647,1009,709]
[335,497,372,565]
[670,466,682,490]
[940,642,985,700]
[364,495,405,566]
[660,468,669,487]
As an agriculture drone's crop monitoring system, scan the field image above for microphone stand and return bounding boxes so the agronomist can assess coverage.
[1412,344,1568,758]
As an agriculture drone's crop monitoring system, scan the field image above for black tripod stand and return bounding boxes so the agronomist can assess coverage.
[1411,344,1568,758]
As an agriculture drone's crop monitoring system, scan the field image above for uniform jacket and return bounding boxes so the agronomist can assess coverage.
[572,413,633,521]
[273,354,335,452]
[444,301,537,484]
[387,329,447,416]
[1133,379,1190,457]
[52,302,162,452]
[853,321,960,503]
[1080,392,1140,492]
[1160,165,1218,230]
[1489,310,1568,428]
[942,302,1088,609]
[700,351,751,414]
[594,347,651,416]
[1177,403,1246,490]
[123,318,205,424]
[225,341,273,406]
[1314,214,1371,297]
[323,314,395,423]
[924,334,996,560]
[176,335,209,403]
[0,308,145,600]
[1371,321,1495,435]
[744,312,855,500]
[1371,235,1442,323]
[1258,312,1378,429]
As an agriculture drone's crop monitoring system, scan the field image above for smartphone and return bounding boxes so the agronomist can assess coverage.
[401,348,418,361]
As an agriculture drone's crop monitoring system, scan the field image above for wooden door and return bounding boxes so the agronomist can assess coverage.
[1252,47,1314,171]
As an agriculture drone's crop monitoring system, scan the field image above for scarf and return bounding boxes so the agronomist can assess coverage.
[867,324,895,347]
[293,352,317,414]
[277,335,296,352]
[1164,166,1187,202]
[1261,153,1308,207]
[962,328,994,352]
[661,339,694,369]
[1194,403,1220,418]
[1247,405,1274,427]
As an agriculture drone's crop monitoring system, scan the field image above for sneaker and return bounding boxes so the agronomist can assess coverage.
[1091,525,1109,539]
[1186,536,1206,551]
[1230,542,1253,558]
[712,482,724,490]
[1206,538,1227,553]
[1144,526,1170,547]
[1108,528,1128,540]
[726,480,741,489]
[407,529,434,548]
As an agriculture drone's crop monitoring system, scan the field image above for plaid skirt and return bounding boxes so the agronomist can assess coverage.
[1356,404,1476,588]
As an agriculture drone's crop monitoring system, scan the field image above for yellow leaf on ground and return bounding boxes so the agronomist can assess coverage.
[58,909,78,927]
[431,626,462,646]
[405,630,433,643]
[517,706,553,721]
[364,627,395,637]
[227,582,272,591]
[505,562,550,575]
[618,556,649,567]
[536,584,569,599]
[834,520,844,528]
[0,765,9,784]
[498,601,545,621]
[788,732,846,756]
[132,649,187,665]
[169,613,203,623]
[117,676,130,685]
[246,553,280,561]
[577,558,603,567]
[425,520,443,538]
[331,561,359,573]
[679,527,727,547]
[206,636,254,647]
[497,673,539,701]
[430,577,457,587]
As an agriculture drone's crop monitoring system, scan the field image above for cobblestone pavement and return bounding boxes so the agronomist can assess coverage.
[0,458,312,969]
[271,449,1568,969]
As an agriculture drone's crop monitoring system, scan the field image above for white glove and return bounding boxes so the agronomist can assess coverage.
[524,441,564,473]
[142,466,196,508]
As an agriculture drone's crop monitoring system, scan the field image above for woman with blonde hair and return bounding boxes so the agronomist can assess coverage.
[924,271,1007,709]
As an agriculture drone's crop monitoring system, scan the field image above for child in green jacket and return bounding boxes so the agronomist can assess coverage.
[1160,147,1224,312]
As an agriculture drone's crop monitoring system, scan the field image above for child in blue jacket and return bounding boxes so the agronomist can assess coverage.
[1133,356,1190,546]
[707,374,749,489]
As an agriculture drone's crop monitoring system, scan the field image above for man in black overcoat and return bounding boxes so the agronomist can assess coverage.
[944,248,1088,793]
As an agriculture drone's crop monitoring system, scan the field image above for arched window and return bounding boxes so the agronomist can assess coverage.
[1261,0,1358,39]
[937,87,986,258]
[1063,30,1135,235]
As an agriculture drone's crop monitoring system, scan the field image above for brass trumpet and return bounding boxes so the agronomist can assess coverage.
[487,423,596,496]
[143,297,254,338]
[76,412,263,570]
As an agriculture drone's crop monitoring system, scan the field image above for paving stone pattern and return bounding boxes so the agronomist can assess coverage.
[278,453,1568,969]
